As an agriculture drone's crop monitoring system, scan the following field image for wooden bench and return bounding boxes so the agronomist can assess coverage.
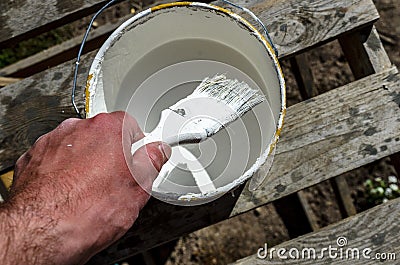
[1,0,399,264]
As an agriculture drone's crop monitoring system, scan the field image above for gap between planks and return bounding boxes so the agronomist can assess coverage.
[231,196,400,264]
[0,0,379,78]
[88,66,400,264]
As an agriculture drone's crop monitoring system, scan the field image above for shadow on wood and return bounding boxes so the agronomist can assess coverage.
[88,184,245,264]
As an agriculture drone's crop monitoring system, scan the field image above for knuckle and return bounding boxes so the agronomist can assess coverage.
[91,112,123,131]
[53,118,81,135]
[92,112,112,123]
[61,117,80,126]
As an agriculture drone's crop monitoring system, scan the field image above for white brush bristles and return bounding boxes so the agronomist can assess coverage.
[165,74,266,142]
[189,74,266,118]
[132,74,266,155]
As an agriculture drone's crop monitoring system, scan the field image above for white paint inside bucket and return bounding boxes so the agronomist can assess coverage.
[123,60,272,195]
[86,4,285,205]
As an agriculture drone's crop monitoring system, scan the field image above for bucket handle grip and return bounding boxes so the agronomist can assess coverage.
[221,0,278,56]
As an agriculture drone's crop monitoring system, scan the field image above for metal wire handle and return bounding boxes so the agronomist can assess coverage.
[71,0,278,118]
[221,0,278,56]
[71,0,118,118]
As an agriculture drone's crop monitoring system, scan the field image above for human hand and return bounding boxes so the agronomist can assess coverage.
[0,111,170,265]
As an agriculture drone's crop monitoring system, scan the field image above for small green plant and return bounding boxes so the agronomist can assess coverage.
[364,176,400,206]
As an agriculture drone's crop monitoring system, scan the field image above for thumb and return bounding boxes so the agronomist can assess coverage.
[131,142,171,192]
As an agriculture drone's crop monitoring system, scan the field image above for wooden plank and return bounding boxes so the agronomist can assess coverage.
[0,55,87,171]
[88,67,400,264]
[0,0,119,47]
[270,46,320,233]
[232,197,400,264]
[0,170,13,189]
[331,178,357,217]
[391,152,400,177]
[0,175,9,201]
[339,26,392,79]
[290,54,318,99]
[273,52,320,232]
[0,76,22,86]
[0,0,379,77]
[231,66,400,216]
[0,16,129,77]
[339,26,400,179]
[298,190,320,231]
[328,27,392,218]
[287,53,329,230]
[0,0,379,54]
[0,0,380,172]
[214,0,379,58]
[273,193,316,238]
[291,51,356,219]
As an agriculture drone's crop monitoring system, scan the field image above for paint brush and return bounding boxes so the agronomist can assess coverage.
[131,74,266,155]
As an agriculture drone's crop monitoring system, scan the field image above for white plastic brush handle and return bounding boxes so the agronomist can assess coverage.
[131,109,207,155]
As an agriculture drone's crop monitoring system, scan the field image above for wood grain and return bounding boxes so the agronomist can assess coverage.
[232,66,400,217]
[291,49,356,219]
[0,0,379,77]
[0,54,88,171]
[0,0,380,171]
[0,13,134,77]
[0,77,22,86]
[339,26,392,79]
[88,67,400,264]
[0,0,118,47]
[232,196,400,264]
[0,0,391,263]
[0,0,379,53]
[215,0,379,58]
[340,26,400,178]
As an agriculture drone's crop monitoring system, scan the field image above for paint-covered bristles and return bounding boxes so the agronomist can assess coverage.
[190,74,266,117]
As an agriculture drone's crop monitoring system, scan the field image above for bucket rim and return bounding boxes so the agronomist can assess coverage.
[85,1,286,203]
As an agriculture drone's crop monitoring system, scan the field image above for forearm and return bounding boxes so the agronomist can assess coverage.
[0,200,60,265]
[0,113,170,264]
[0,171,147,265]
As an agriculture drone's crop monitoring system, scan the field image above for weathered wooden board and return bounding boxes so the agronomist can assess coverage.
[215,0,379,58]
[339,26,392,79]
[231,66,400,216]
[232,197,400,264]
[291,49,356,220]
[0,0,380,171]
[0,76,21,86]
[0,0,379,49]
[0,0,117,47]
[0,54,88,171]
[0,0,392,263]
[0,17,127,77]
[87,67,400,264]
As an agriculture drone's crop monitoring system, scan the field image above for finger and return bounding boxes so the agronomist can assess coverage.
[130,142,171,193]
[145,142,171,172]
[119,111,146,159]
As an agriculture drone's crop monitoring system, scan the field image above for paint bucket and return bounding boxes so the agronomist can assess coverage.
[85,2,285,205]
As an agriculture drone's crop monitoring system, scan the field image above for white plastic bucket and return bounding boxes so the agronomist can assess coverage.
[85,2,286,205]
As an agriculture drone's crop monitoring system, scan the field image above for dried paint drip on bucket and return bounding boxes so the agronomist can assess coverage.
[86,2,286,206]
